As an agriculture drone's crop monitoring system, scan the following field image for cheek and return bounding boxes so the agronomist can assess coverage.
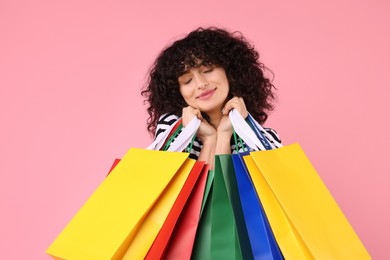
[179,87,186,99]
[180,85,193,99]
[222,80,230,97]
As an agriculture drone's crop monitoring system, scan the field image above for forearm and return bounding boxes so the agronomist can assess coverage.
[197,135,216,169]
[198,130,232,169]
[214,131,232,155]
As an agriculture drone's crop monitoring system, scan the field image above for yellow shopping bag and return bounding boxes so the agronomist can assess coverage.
[121,158,195,259]
[245,143,371,260]
[46,148,191,260]
[244,155,313,259]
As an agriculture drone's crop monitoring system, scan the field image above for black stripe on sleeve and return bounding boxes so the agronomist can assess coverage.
[264,128,282,143]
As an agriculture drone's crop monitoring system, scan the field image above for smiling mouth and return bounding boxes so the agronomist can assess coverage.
[197,88,217,100]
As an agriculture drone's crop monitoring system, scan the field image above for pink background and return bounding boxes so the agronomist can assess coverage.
[1,0,389,259]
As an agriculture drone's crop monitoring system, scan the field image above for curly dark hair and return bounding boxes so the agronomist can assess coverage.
[142,27,277,135]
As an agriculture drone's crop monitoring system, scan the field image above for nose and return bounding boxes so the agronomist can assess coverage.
[195,73,208,89]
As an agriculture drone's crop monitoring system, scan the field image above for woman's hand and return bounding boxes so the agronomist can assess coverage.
[182,106,217,168]
[213,97,248,155]
[217,96,248,134]
[182,106,216,143]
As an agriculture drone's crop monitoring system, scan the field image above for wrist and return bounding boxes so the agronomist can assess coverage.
[215,131,232,155]
[217,128,233,139]
[200,133,217,146]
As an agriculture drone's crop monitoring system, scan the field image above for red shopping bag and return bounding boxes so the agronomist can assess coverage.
[162,165,209,259]
[144,161,206,259]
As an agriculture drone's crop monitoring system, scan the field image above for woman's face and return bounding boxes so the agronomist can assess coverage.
[178,64,229,115]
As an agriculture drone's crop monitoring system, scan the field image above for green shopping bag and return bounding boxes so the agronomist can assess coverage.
[191,170,214,260]
[210,155,243,260]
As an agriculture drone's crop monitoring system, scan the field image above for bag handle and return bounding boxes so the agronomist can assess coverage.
[147,116,200,152]
[167,116,201,152]
[229,109,282,151]
[161,123,183,151]
[246,114,283,149]
[229,110,266,151]
[233,130,249,153]
[146,118,182,151]
[246,115,273,150]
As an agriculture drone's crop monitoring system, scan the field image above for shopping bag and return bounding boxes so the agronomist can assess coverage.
[47,116,202,260]
[191,169,214,260]
[106,157,203,259]
[162,164,209,260]
[229,109,371,259]
[46,148,192,260]
[107,158,121,175]
[244,155,313,259]
[232,152,283,260]
[231,109,313,259]
[106,157,206,259]
[249,144,371,259]
[144,161,206,260]
[121,158,196,259]
[210,155,244,260]
[116,116,202,259]
[216,154,257,260]
[149,118,209,260]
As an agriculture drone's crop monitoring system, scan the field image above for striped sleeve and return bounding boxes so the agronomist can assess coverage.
[155,113,203,159]
[263,127,283,148]
[154,113,180,140]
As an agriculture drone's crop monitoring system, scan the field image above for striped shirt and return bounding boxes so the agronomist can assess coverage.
[155,113,282,160]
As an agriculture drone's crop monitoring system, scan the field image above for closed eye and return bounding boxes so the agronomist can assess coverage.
[203,68,213,73]
[184,78,192,85]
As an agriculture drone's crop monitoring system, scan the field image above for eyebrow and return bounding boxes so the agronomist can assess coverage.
[178,63,215,77]
[178,69,191,77]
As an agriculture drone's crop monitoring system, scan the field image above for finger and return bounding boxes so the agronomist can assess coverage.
[182,107,193,127]
[182,107,202,127]
[237,97,248,118]
[222,97,248,118]
[222,97,240,114]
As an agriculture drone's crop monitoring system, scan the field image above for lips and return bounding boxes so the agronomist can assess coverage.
[197,88,216,100]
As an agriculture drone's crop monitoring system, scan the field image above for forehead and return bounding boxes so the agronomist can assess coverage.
[179,58,215,76]
[179,63,212,78]
[183,58,202,70]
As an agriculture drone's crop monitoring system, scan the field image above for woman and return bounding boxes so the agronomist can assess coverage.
[142,27,281,168]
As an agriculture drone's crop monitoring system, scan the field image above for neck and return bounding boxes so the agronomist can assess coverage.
[207,110,224,129]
